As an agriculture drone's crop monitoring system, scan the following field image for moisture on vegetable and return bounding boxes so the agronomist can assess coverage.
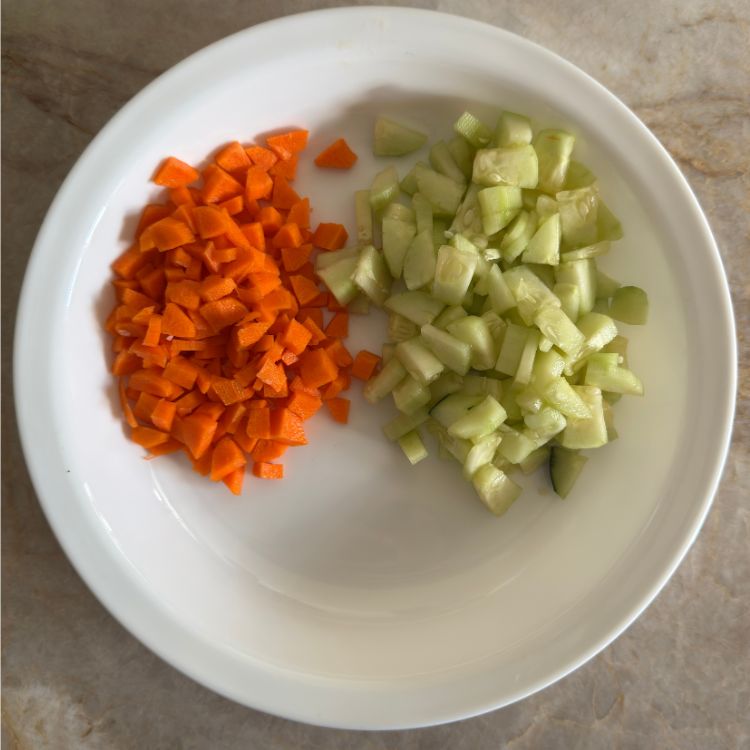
[318,109,647,515]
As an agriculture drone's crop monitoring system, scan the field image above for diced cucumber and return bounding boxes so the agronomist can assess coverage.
[596,200,624,242]
[602,334,629,366]
[348,294,370,315]
[522,188,541,211]
[400,161,428,195]
[355,190,373,245]
[433,244,478,306]
[576,312,618,354]
[463,433,502,480]
[398,430,428,465]
[522,213,561,265]
[403,230,437,291]
[561,241,609,262]
[602,399,618,440]
[428,371,464,404]
[556,185,599,248]
[421,324,472,375]
[363,357,406,403]
[448,395,507,440]
[432,217,449,248]
[395,337,445,385]
[430,140,467,185]
[553,282,580,322]
[449,184,484,241]
[433,304,467,329]
[481,310,508,351]
[370,166,401,211]
[524,406,566,439]
[430,392,483,428]
[430,421,473,463]
[538,336,553,352]
[559,386,608,449]
[563,160,596,190]
[499,381,524,422]
[531,349,566,386]
[388,312,419,342]
[383,407,430,441]
[540,377,592,418]
[472,145,539,188]
[554,259,596,315]
[352,245,392,307]
[534,306,585,355]
[374,116,427,156]
[594,269,620,300]
[499,210,537,261]
[495,322,528,376]
[486,265,516,315]
[594,297,612,317]
[461,374,504,402]
[447,135,475,179]
[383,202,416,223]
[516,383,544,413]
[415,165,465,217]
[472,464,522,515]
[514,328,539,385]
[412,193,433,235]
[527,262,556,289]
[520,445,551,474]
[495,111,533,147]
[549,447,588,498]
[317,255,359,305]
[478,185,523,235]
[393,374,431,415]
[385,291,445,326]
[315,245,360,271]
[533,129,575,195]
[447,315,496,370]
[536,194,559,222]
[453,111,493,148]
[610,286,649,325]
[503,265,561,325]
[382,217,416,279]
[584,353,644,395]
[496,425,537,464]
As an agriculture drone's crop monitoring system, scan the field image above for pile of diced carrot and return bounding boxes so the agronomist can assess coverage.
[106,129,380,494]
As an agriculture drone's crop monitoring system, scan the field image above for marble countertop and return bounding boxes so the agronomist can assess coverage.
[2,1,748,747]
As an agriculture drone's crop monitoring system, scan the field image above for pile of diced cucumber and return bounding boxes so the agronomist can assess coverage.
[316,112,648,515]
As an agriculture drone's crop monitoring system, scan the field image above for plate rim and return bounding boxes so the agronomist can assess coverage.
[13,5,737,729]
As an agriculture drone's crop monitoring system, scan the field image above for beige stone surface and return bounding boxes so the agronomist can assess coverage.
[2,1,748,747]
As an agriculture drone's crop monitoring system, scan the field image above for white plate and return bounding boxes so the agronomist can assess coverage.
[15,7,736,730]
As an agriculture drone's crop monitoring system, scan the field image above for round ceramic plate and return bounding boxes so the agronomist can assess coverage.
[15,7,736,730]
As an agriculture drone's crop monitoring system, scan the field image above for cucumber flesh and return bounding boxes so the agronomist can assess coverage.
[549,447,588,498]
[369,166,401,211]
[447,315,496,370]
[383,407,430,441]
[430,140,467,185]
[430,392,483,428]
[415,165,465,217]
[433,304,467,329]
[385,291,445,326]
[352,245,392,307]
[363,357,406,403]
[398,430,429,465]
[447,135,475,179]
[420,324,472,375]
[499,210,537,261]
[355,190,373,245]
[374,116,427,156]
[533,129,575,195]
[433,244,478,306]
[412,192,434,236]
[395,337,445,385]
[472,464,522,515]
[559,386,608,449]
[472,145,539,188]
[522,212,561,265]
[448,395,507,440]
[454,111,493,148]
[610,286,649,325]
[393,374,431,415]
[317,255,359,305]
[495,111,533,147]
[388,312,419,342]
[463,433,502,480]
[478,185,523,235]
[382,217,416,279]
[403,230,437,291]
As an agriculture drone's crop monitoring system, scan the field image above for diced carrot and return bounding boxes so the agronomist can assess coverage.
[118,379,138,428]
[266,129,309,160]
[286,198,310,229]
[256,360,287,393]
[195,401,225,421]
[312,222,348,251]
[257,206,284,235]
[153,157,199,188]
[271,176,300,210]
[326,397,350,424]
[322,373,349,401]
[246,406,271,439]
[199,274,236,302]
[314,138,358,169]
[162,303,197,338]
[252,462,284,480]
[289,275,321,306]
[151,398,177,432]
[218,402,246,436]
[218,194,244,216]
[169,186,195,206]
[142,314,163,347]
[137,205,173,237]
[149,217,195,251]
[134,390,160,422]
[215,141,251,173]
[211,378,252,406]
[131,425,170,449]
[300,316,326,345]
[234,320,271,349]
[209,436,246,481]
[297,307,324,329]
[250,439,288,462]
[299,349,338,388]
[222,467,245,494]
[245,165,273,201]
[165,280,201,310]
[112,245,152,279]
[272,222,303,249]
[351,350,381,381]
[194,205,232,239]
[325,311,349,339]
[324,339,353,368]
[200,297,248,331]
[176,413,218,459]
[269,154,299,180]
[146,438,183,457]
[172,204,197,233]
[280,243,313,273]
[163,355,200,389]
[174,389,205,417]
[245,145,277,170]
[129,368,181,399]
[286,390,322,421]
[202,165,243,204]
[240,222,266,252]
[248,272,281,297]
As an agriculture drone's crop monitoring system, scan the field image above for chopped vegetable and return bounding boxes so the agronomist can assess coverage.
[314,138,358,169]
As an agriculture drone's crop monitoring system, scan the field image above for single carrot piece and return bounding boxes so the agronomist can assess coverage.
[200,297,248,331]
[142,314,163,347]
[210,436,246,481]
[245,145,278,170]
[137,205,173,236]
[112,245,152,279]
[299,348,339,388]
[174,389,205,417]
[314,138,358,169]
[324,339,353,368]
[272,222,303,249]
[129,369,180,399]
[286,390,322,421]
[326,397,350,424]
[202,165,243,204]
[245,165,273,201]
[325,311,349,339]
[176,413,218,459]
[194,205,232,239]
[271,176,300,210]
[269,154,299,180]
[240,222,266,252]
[280,243,313,273]
[246,406,271,439]
[217,402,246,436]
[286,198,310,229]
[211,378,252,406]
[151,398,177,432]
[199,274,236,302]
[118,379,138,428]
[278,318,312,355]
[112,351,142,376]
[162,303,197,338]
[163,355,200,389]
[222,467,245,495]
[218,194,244,216]
[149,217,195,251]
[145,438,183,458]
[312,222,348,251]
[300,316,327,344]
[131,425,170,449]
[252,462,284,480]
[250,439,288,462]
[266,129,309,160]
[215,141,251,173]
[169,186,195,206]
[165,280,201,310]
[289,275,321,306]
[257,206,284,235]
[134,391,160,422]
[234,321,271,349]
[153,157,199,188]
[351,350,381,381]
